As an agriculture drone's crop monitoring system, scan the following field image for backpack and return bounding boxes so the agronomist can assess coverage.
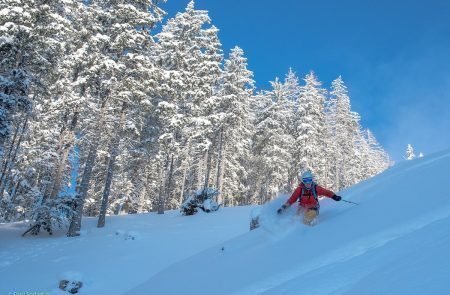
[300,182,319,208]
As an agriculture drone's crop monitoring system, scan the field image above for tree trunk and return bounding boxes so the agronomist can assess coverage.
[178,139,192,205]
[203,145,212,190]
[97,102,127,228]
[67,100,107,237]
[40,110,69,198]
[196,150,205,190]
[157,154,169,214]
[179,165,187,205]
[215,129,225,204]
[49,111,79,199]
[0,118,21,189]
[0,114,29,198]
[9,180,20,203]
[67,142,97,236]
[165,154,175,205]
[137,167,148,213]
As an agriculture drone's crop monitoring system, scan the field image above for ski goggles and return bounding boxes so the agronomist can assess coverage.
[302,177,313,184]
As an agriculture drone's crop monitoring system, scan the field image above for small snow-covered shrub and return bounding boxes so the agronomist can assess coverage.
[180,188,221,216]
[23,196,77,236]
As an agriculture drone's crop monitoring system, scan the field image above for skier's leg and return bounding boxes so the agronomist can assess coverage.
[303,208,318,225]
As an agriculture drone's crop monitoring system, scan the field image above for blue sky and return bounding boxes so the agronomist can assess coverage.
[158,0,450,162]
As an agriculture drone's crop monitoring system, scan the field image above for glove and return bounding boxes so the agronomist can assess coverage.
[277,204,287,214]
[332,195,342,201]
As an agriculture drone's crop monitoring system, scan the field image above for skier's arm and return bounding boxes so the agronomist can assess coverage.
[316,186,335,198]
[286,187,302,205]
[316,186,342,201]
[277,187,301,214]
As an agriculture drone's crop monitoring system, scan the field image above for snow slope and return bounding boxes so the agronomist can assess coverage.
[0,206,255,294]
[128,148,450,295]
[1,149,450,295]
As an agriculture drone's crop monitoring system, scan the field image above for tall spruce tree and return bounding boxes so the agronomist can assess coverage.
[216,46,254,205]
[295,72,327,184]
[281,68,301,189]
[250,80,293,203]
[154,1,222,212]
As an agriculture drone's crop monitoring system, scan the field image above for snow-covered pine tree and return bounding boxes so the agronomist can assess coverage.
[326,76,358,190]
[112,57,164,215]
[406,144,416,160]
[154,1,223,213]
[0,0,63,157]
[66,3,123,235]
[282,68,301,103]
[249,79,293,204]
[188,22,223,198]
[215,46,254,205]
[93,0,165,227]
[364,129,390,176]
[346,111,365,185]
[326,76,390,190]
[0,0,86,227]
[68,0,165,233]
[352,127,372,181]
[280,68,301,190]
[26,1,109,233]
[295,72,328,185]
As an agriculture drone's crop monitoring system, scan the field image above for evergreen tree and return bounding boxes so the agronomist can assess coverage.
[250,82,292,203]
[0,0,85,227]
[326,76,390,190]
[281,69,301,189]
[327,76,357,190]
[216,46,254,205]
[154,1,222,212]
[70,0,165,233]
[295,72,327,184]
[406,144,416,160]
[364,129,390,175]
[91,0,164,227]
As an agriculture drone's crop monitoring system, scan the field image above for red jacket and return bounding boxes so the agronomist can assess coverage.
[286,183,335,209]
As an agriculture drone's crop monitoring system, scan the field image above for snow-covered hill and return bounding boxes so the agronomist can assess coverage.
[1,149,450,294]
[0,206,255,294]
[128,148,450,295]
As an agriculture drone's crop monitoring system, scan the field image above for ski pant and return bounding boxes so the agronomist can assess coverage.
[296,207,319,225]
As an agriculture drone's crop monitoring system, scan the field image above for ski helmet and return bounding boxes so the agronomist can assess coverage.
[299,170,314,184]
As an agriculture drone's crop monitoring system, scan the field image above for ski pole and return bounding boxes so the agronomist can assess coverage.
[342,199,359,205]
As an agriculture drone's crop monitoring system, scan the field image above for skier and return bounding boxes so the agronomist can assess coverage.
[276,171,341,225]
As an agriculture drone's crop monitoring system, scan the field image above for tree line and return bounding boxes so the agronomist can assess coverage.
[0,0,390,235]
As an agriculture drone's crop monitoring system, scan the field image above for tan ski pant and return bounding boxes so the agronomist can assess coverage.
[297,207,318,226]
